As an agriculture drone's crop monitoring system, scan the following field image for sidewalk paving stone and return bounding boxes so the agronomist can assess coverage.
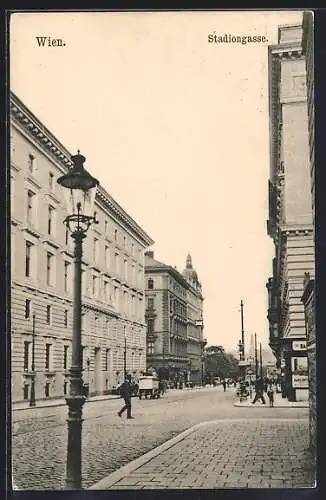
[89,417,316,490]
[233,392,308,408]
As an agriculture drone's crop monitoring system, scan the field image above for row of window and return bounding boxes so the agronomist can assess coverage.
[23,342,142,372]
[25,299,70,327]
[27,154,56,194]
[24,240,144,293]
[23,381,55,400]
[146,338,190,356]
[24,300,145,337]
[24,340,57,371]
[21,156,143,259]
[170,279,187,298]
[170,298,187,318]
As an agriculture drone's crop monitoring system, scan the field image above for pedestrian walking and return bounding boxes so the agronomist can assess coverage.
[222,379,227,392]
[118,374,135,419]
[158,379,166,396]
[251,377,266,404]
[267,383,275,407]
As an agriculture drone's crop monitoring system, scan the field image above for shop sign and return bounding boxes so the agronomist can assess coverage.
[292,375,309,389]
[292,341,307,351]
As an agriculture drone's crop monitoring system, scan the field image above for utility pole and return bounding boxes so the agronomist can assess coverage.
[29,314,36,407]
[240,300,245,361]
[238,300,247,401]
[259,342,263,380]
[254,333,258,380]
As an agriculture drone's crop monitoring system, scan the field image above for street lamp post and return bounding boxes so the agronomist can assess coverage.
[124,324,127,379]
[29,313,36,407]
[57,151,99,490]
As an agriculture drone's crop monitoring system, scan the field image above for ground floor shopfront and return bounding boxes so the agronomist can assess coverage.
[146,353,203,387]
[280,338,309,402]
[301,274,316,456]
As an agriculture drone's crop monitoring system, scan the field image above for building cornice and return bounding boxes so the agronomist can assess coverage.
[82,300,119,319]
[145,264,191,290]
[10,93,73,170]
[10,91,154,248]
[279,224,314,237]
[145,264,204,299]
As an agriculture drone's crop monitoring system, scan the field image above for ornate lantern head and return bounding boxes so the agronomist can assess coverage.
[57,151,99,233]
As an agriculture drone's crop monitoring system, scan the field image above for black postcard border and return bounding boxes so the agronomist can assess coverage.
[2,6,325,500]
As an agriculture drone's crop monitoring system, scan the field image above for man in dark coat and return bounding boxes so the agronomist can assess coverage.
[252,377,266,404]
[118,374,135,419]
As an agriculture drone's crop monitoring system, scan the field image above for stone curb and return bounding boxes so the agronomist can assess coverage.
[12,395,120,412]
[12,387,209,412]
[233,402,308,408]
[88,417,305,490]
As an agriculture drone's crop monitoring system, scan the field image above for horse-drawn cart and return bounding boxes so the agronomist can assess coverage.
[138,375,160,399]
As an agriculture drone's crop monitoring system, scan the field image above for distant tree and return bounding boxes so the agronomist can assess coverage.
[204,349,239,381]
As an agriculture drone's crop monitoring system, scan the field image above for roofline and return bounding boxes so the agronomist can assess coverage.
[145,264,204,299]
[10,91,154,247]
[277,22,302,30]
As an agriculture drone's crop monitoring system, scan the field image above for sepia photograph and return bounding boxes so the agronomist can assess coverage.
[9,9,316,491]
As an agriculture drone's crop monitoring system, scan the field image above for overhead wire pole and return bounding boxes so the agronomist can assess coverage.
[259,342,263,380]
[254,333,259,380]
[240,299,245,362]
[238,300,248,401]
[239,300,245,382]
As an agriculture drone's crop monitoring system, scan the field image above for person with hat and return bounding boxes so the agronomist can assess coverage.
[117,374,135,419]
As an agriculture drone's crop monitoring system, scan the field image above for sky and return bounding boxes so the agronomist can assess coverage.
[10,10,304,353]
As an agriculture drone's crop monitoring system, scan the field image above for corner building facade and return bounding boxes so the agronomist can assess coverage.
[266,24,314,402]
[301,11,316,456]
[144,251,205,385]
[10,92,154,403]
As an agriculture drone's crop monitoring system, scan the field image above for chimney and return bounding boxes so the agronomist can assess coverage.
[145,250,154,258]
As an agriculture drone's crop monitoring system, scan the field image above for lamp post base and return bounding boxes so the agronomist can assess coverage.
[65,394,86,490]
[29,379,36,407]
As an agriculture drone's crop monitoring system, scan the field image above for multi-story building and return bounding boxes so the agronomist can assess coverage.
[144,251,205,385]
[266,23,314,402]
[10,92,154,403]
[301,11,316,456]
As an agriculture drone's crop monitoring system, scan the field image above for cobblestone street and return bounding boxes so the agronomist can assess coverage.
[91,419,315,490]
[11,387,312,490]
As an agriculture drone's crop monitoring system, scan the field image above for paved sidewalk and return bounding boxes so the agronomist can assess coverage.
[12,393,120,411]
[233,392,308,408]
[89,418,315,490]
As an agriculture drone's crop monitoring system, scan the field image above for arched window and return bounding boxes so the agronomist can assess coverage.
[148,278,154,289]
